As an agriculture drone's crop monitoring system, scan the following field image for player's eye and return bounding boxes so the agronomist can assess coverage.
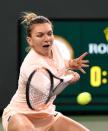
[36,33,44,37]
[48,31,53,36]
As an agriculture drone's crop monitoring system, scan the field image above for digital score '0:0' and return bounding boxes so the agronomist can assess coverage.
[90,66,101,87]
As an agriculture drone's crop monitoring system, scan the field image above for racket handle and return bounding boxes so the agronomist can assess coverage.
[61,74,73,82]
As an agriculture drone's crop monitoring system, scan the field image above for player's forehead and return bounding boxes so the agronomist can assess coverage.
[31,23,53,34]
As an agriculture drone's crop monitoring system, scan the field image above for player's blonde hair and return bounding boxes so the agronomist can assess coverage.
[20,11,52,36]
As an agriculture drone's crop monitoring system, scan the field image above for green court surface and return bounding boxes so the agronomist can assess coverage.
[0,115,108,131]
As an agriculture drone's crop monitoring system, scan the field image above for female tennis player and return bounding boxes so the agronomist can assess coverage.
[2,12,89,131]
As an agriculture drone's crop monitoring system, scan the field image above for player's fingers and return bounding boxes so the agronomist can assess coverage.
[81,60,89,64]
[81,64,89,68]
[79,52,88,60]
[79,68,86,74]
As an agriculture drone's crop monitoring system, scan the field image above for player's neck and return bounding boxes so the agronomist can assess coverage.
[38,49,53,59]
[43,49,53,59]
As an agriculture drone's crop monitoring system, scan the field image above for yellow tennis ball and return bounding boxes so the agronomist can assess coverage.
[77,92,92,105]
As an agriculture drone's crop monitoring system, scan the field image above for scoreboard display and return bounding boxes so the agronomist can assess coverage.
[18,19,108,115]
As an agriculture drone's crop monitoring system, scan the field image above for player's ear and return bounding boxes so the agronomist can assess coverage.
[26,37,33,47]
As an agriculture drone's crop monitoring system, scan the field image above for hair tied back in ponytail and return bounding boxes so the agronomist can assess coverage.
[20,12,38,26]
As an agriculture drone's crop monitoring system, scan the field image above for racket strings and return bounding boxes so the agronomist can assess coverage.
[26,69,56,110]
[29,86,55,109]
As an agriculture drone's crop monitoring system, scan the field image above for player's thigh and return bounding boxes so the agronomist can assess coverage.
[7,114,35,131]
[49,114,89,131]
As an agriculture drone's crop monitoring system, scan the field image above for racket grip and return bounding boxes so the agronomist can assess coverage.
[61,75,73,82]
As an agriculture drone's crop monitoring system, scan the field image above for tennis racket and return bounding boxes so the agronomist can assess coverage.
[26,68,73,110]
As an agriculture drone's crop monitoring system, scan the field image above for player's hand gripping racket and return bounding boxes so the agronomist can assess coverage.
[26,68,73,110]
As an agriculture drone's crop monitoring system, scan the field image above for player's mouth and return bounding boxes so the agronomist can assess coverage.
[42,44,51,48]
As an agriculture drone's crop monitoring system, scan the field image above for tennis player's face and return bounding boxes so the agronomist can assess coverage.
[27,23,54,57]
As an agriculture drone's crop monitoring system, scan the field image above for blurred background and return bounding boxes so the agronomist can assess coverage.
[0,0,108,130]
